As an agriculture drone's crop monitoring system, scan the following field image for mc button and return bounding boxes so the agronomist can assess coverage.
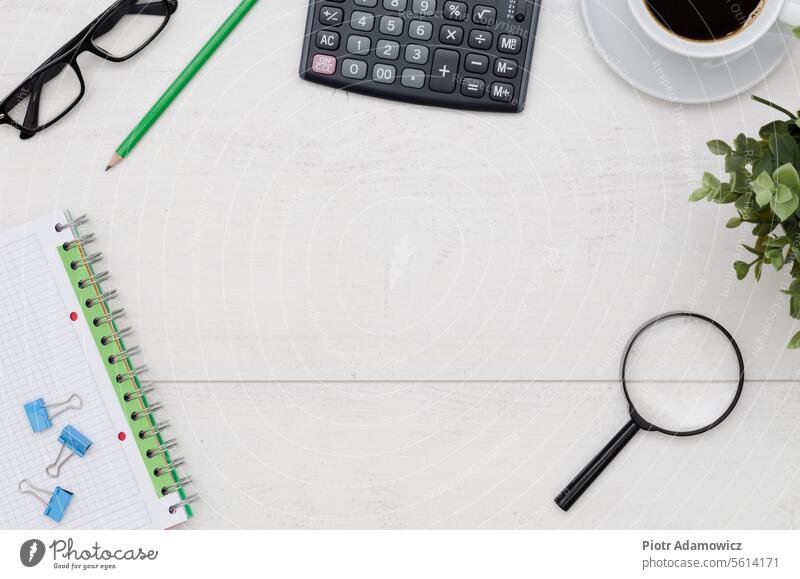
[498,34,522,54]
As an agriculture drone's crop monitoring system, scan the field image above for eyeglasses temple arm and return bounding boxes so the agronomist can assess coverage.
[92,1,177,43]
[18,74,46,139]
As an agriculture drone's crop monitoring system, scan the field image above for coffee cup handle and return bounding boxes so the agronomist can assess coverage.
[779,0,800,27]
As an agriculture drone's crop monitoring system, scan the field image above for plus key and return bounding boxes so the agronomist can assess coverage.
[429,49,459,93]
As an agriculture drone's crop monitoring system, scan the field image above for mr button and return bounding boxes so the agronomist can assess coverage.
[498,34,522,54]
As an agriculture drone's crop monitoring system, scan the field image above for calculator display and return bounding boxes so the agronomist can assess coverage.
[300,1,542,112]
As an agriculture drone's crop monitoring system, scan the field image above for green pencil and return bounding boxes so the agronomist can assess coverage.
[106,0,260,170]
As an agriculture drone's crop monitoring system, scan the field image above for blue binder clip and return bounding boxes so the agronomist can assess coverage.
[18,479,74,523]
[46,425,92,478]
[23,394,82,433]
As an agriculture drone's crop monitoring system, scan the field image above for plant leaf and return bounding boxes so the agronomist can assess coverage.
[689,187,709,202]
[788,329,800,349]
[769,132,800,166]
[743,244,762,257]
[773,163,800,193]
[752,171,775,206]
[754,260,763,281]
[774,183,794,204]
[772,193,799,221]
[791,296,800,318]
[707,140,731,155]
[702,172,720,190]
[711,183,736,204]
[733,261,749,280]
[745,138,761,157]
[753,151,773,177]
[726,217,742,228]
[772,252,785,271]
[766,236,790,248]
[729,169,750,193]
[760,121,788,139]
[725,153,746,173]
[735,193,755,212]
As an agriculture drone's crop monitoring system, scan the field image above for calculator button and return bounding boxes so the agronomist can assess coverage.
[468,29,492,50]
[354,0,378,5]
[429,49,459,93]
[380,15,404,36]
[464,53,489,74]
[472,5,496,25]
[443,1,468,21]
[460,77,485,98]
[494,58,518,78]
[440,25,463,45]
[498,34,522,54]
[316,31,340,50]
[401,68,426,89]
[342,59,368,79]
[373,64,397,84]
[311,54,337,75]
[376,39,400,60]
[489,82,514,102]
[319,6,344,27]
[405,44,429,64]
[350,11,375,31]
[347,35,372,55]
[383,0,407,10]
[408,20,433,40]
[412,0,436,16]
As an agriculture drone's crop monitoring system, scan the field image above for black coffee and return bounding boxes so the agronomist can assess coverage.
[645,0,763,42]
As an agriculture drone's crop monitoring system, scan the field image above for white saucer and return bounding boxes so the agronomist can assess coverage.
[581,0,792,104]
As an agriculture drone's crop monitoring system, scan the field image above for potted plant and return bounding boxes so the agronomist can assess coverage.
[691,95,800,348]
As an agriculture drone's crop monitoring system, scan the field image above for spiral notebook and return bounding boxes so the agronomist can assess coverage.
[0,211,194,529]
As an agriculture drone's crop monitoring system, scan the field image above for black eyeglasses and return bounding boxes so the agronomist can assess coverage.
[0,0,178,140]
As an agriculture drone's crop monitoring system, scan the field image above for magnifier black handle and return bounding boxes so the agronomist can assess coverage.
[555,419,640,512]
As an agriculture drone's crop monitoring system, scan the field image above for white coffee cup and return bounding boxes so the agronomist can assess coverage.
[627,0,800,58]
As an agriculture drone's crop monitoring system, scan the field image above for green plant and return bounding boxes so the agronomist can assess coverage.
[691,96,800,349]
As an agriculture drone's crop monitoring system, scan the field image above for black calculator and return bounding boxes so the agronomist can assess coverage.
[299,0,542,112]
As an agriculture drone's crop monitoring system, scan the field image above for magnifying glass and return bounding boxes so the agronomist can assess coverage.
[555,311,745,512]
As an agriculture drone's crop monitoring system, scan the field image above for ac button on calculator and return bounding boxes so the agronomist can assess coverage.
[300,1,542,112]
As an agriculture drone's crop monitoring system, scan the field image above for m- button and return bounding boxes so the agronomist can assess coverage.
[494,58,518,78]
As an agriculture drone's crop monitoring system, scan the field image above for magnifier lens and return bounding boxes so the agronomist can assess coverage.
[624,316,741,433]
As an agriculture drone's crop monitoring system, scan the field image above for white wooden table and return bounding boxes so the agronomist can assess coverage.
[1,0,799,529]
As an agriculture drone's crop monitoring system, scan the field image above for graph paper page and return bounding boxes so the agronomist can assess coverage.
[0,212,186,530]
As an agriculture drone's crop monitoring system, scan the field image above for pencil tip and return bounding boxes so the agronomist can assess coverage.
[105,153,123,171]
